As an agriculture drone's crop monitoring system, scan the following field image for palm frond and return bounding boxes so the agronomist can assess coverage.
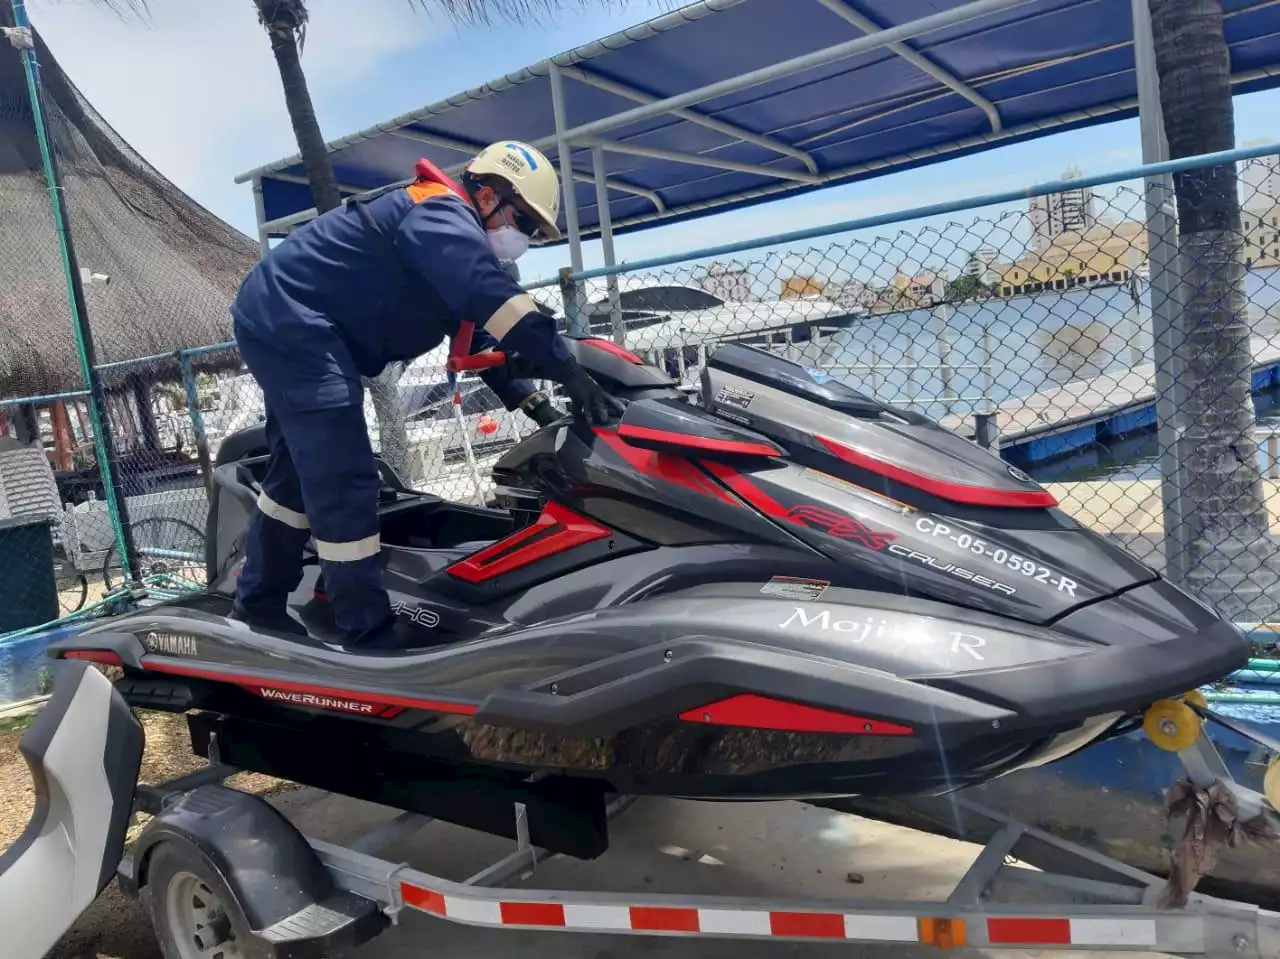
[59,0,152,23]
[254,0,309,35]
[409,0,649,27]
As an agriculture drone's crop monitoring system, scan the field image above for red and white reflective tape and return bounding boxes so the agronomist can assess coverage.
[400,884,919,940]
[398,881,1164,949]
[985,917,1158,947]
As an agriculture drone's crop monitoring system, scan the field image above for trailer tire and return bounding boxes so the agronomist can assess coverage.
[144,840,255,959]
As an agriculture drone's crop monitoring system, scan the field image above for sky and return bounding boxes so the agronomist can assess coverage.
[26,0,1280,291]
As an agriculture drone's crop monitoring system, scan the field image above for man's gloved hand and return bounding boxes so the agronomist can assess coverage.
[562,364,623,426]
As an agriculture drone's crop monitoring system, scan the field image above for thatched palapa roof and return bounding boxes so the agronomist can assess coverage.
[0,8,258,401]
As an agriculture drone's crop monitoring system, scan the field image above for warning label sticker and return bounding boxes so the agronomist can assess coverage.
[760,576,830,602]
[715,385,755,410]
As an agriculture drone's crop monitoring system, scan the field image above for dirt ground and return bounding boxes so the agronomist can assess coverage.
[1,705,294,959]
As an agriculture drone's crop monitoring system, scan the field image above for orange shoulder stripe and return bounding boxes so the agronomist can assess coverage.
[406,181,454,204]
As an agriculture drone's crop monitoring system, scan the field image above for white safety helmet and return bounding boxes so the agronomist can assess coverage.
[466,141,562,241]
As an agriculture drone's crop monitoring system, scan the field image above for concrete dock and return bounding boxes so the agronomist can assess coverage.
[939,335,1280,465]
[1049,479,1280,534]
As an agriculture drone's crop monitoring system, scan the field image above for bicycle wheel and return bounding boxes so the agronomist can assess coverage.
[102,517,207,593]
[54,559,89,614]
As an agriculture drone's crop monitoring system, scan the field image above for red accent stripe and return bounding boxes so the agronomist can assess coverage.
[703,462,902,552]
[142,659,479,715]
[618,423,780,457]
[679,694,913,736]
[769,912,846,939]
[700,460,788,517]
[500,902,567,927]
[581,337,643,365]
[62,650,124,667]
[816,436,1058,508]
[595,429,738,506]
[400,883,446,914]
[630,907,700,932]
[986,918,1072,945]
[447,501,611,584]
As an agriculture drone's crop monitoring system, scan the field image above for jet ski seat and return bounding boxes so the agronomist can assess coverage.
[216,422,437,503]
[208,423,514,607]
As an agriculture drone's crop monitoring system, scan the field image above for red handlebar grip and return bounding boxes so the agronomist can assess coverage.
[446,351,507,372]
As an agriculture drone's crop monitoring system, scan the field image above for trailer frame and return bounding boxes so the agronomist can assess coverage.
[118,730,1280,959]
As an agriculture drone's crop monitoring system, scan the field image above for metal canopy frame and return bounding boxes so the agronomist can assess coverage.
[239,0,1067,260]
[237,0,1275,299]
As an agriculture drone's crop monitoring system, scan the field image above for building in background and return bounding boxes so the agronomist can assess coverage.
[699,262,755,301]
[1029,167,1098,248]
[1241,142,1280,209]
[780,275,826,299]
[1242,209,1280,269]
[964,246,1002,284]
[998,220,1147,297]
[828,280,875,313]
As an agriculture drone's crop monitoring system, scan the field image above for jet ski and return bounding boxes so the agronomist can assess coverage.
[50,337,1249,831]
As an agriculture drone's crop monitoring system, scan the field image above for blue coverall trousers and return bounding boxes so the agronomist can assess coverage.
[233,321,392,643]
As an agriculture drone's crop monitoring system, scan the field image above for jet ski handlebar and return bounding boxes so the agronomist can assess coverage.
[446,320,507,373]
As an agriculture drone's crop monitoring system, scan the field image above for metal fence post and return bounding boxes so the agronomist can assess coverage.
[252,176,270,258]
[559,268,588,337]
[904,335,920,407]
[934,301,957,414]
[9,0,138,580]
[549,64,584,277]
[177,351,213,495]
[591,145,624,345]
[973,322,999,447]
[868,338,882,398]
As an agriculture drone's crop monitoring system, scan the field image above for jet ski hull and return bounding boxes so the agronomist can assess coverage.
[50,339,1250,816]
[57,573,1246,801]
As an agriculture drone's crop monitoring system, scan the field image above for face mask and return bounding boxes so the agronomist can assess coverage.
[488,225,530,262]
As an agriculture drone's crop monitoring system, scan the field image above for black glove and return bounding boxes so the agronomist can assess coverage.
[562,364,622,426]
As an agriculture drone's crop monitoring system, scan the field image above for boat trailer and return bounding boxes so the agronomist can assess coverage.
[5,662,1280,959]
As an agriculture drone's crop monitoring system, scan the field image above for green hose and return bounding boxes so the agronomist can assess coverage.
[1204,691,1280,705]
[10,0,133,580]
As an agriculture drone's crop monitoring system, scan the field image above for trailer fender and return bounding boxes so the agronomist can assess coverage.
[120,785,330,924]
[120,785,388,957]
[0,661,144,959]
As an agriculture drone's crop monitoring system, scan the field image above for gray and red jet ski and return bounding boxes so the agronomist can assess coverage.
[48,337,1247,853]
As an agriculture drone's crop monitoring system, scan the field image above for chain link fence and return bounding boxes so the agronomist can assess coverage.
[545,156,1280,625]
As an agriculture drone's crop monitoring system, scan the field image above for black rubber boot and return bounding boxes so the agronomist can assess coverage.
[343,616,424,651]
[230,602,309,637]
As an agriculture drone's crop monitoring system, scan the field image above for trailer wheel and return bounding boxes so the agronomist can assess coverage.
[144,841,250,959]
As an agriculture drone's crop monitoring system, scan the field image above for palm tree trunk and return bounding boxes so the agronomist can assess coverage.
[1149,0,1279,621]
[258,4,341,214]
[255,3,409,476]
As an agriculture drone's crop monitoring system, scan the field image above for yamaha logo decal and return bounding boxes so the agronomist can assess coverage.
[1007,465,1034,485]
[144,631,199,657]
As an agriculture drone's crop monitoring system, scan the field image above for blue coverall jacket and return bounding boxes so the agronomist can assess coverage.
[231,180,572,643]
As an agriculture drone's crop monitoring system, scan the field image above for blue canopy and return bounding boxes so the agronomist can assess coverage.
[236,0,1280,245]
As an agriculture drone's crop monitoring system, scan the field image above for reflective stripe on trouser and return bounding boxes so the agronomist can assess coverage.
[233,329,391,641]
[241,400,390,641]
[257,490,309,529]
[235,410,311,619]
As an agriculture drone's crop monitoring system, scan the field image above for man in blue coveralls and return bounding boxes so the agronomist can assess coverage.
[230,141,614,649]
